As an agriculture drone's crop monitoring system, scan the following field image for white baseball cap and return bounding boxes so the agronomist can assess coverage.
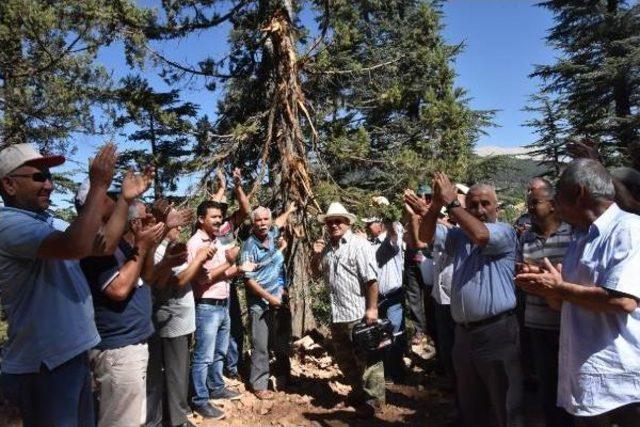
[0,143,65,178]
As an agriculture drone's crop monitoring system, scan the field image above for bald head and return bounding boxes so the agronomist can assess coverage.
[466,183,499,223]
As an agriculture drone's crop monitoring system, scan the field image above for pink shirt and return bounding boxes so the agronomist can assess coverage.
[187,228,233,299]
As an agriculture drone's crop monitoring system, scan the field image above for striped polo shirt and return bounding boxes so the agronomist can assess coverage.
[517,221,573,330]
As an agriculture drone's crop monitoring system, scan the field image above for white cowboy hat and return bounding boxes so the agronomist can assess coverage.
[361,216,382,223]
[318,202,357,225]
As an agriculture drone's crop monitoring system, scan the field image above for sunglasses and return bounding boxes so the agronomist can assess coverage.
[8,171,53,182]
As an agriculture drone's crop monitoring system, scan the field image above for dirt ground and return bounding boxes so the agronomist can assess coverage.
[190,334,457,426]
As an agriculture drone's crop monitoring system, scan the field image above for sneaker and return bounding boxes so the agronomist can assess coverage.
[210,387,242,401]
[192,402,225,420]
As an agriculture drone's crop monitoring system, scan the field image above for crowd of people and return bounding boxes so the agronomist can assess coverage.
[0,140,639,427]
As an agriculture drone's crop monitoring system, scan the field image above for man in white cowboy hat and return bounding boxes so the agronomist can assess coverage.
[0,143,118,426]
[312,202,384,417]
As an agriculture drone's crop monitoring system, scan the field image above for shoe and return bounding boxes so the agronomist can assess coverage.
[411,332,426,345]
[354,399,382,418]
[210,387,242,400]
[192,402,225,420]
[254,389,275,400]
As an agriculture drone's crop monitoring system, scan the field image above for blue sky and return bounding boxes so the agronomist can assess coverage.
[57,0,557,202]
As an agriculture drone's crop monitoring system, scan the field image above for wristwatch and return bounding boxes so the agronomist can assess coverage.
[446,199,462,213]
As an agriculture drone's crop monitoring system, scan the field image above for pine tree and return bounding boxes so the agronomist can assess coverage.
[0,0,152,150]
[524,94,568,175]
[531,0,640,163]
[114,76,198,199]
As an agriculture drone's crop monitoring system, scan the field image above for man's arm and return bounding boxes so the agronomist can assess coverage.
[98,168,154,255]
[515,259,638,314]
[103,222,164,301]
[274,202,296,229]
[245,278,281,306]
[364,279,379,324]
[228,168,250,228]
[404,189,440,244]
[38,144,117,259]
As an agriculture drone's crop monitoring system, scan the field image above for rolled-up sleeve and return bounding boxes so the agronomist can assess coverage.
[600,226,640,299]
[482,223,517,256]
[355,240,378,284]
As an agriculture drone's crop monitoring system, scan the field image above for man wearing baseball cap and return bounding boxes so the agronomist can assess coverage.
[0,143,116,426]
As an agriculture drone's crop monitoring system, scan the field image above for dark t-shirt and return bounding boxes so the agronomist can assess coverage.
[80,240,154,350]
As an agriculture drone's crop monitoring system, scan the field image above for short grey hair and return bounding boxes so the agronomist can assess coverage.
[251,206,272,221]
[467,183,498,202]
[557,159,615,201]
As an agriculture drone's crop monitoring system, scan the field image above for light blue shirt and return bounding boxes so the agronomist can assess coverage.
[0,207,100,374]
[434,222,517,323]
[240,227,286,308]
[558,203,640,416]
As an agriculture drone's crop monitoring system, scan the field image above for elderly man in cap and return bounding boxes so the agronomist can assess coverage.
[405,173,524,427]
[311,202,384,417]
[0,143,118,426]
[516,159,640,427]
[362,209,406,384]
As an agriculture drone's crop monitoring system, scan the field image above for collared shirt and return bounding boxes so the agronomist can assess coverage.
[320,230,378,323]
[433,222,518,323]
[240,226,286,308]
[431,250,453,305]
[369,222,404,295]
[517,221,573,330]
[152,241,195,338]
[186,227,234,300]
[0,207,100,374]
[80,239,154,350]
[557,203,640,416]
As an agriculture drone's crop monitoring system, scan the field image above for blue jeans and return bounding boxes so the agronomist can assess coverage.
[191,304,230,407]
[378,290,406,381]
[0,351,94,427]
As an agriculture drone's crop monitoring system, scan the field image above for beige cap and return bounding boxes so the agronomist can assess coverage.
[0,143,65,178]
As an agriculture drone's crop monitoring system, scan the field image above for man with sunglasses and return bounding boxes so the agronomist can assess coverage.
[0,143,117,427]
[311,202,384,418]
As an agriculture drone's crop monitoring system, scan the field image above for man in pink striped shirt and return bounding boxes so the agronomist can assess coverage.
[188,168,251,420]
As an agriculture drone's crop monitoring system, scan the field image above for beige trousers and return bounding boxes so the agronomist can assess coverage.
[90,343,149,427]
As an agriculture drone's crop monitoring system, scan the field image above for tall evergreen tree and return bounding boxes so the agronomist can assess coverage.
[530,0,640,166]
[114,76,198,199]
[524,94,568,175]
[0,0,152,150]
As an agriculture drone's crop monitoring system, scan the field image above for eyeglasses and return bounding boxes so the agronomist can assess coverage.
[8,171,53,182]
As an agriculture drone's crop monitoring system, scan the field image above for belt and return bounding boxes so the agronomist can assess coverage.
[196,298,228,306]
[457,309,516,331]
[379,287,403,300]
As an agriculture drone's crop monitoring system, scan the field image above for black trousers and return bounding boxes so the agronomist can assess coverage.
[146,333,191,427]
[403,250,428,335]
[575,402,640,427]
[453,314,525,427]
[528,328,573,427]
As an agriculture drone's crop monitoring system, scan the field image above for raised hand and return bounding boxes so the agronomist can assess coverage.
[433,172,457,206]
[89,143,117,190]
[196,245,216,262]
[312,238,325,254]
[403,189,430,216]
[216,169,227,190]
[134,222,166,250]
[122,166,154,202]
[166,208,194,230]
[232,168,242,186]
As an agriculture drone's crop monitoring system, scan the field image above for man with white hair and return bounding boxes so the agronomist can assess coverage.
[239,203,296,399]
[405,173,524,427]
[516,159,640,426]
[311,202,384,417]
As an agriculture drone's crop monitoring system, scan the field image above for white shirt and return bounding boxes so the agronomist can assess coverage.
[558,203,640,416]
[431,250,453,305]
[369,222,404,295]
